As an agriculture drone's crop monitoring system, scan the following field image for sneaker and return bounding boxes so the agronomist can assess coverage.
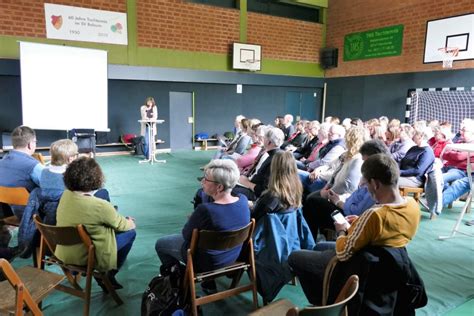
[465,220,474,226]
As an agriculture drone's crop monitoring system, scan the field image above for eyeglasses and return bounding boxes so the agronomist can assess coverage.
[200,177,219,184]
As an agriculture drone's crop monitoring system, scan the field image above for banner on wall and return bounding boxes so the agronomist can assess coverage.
[344,25,403,61]
[44,3,128,45]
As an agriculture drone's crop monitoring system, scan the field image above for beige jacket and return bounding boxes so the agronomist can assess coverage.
[140,105,158,136]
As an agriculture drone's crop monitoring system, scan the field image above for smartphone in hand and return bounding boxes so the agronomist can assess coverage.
[331,210,350,228]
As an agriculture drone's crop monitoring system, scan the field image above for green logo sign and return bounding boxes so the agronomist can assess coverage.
[344,25,404,61]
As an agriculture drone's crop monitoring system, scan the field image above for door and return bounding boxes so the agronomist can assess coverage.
[169,92,193,150]
[285,91,321,121]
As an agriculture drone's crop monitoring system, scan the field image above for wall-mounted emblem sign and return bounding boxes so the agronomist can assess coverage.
[344,25,403,61]
[44,3,128,45]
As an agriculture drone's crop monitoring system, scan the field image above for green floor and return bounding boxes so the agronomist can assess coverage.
[12,151,474,315]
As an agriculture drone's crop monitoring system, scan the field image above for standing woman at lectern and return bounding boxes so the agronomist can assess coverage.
[140,97,158,159]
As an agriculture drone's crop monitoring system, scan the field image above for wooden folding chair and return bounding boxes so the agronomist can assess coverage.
[399,186,424,203]
[0,186,29,226]
[185,218,258,315]
[0,258,64,316]
[33,215,123,316]
[248,275,359,316]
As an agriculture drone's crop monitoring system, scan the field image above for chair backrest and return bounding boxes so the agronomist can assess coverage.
[0,186,29,206]
[295,275,359,316]
[190,219,255,254]
[33,214,91,253]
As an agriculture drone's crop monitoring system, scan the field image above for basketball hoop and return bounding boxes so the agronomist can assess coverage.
[244,59,260,72]
[438,47,459,68]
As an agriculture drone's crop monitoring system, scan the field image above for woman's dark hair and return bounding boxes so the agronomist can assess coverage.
[64,157,104,192]
[359,139,389,157]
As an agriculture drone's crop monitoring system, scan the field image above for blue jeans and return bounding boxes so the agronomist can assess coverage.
[314,241,336,251]
[143,126,150,158]
[115,229,136,271]
[442,167,467,190]
[155,234,186,266]
[298,170,327,193]
[442,176,471,206]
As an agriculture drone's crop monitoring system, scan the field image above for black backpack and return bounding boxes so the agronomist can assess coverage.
[141,261,188,316]
[131,136,145,156]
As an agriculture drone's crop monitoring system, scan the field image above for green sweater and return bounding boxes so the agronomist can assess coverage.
[55,190,132,271]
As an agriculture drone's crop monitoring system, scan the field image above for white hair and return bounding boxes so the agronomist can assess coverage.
[265,127,285,147]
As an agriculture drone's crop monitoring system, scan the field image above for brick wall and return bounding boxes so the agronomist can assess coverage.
[325,0,474,77]
[248,12,322,62]
[0,0,126,38]
[137,0,240,54]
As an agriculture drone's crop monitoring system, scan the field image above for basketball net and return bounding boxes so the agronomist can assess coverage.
[244,59,260,72]
[438,47,459,68]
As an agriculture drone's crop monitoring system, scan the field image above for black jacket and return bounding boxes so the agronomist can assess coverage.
[328,246,427,316]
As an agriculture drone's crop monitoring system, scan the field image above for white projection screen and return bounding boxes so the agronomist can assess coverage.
[20,42,108,131]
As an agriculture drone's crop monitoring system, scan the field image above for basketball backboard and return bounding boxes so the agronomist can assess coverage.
[423,13,474,64]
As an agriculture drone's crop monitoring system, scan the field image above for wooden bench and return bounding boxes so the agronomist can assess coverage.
[194,138,220,151]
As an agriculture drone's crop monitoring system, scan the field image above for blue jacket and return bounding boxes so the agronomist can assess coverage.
[18,187,61,258]
[0,150,40,192]
[343,186,375,216]
[253,208,315,302]
[399,146,435,183]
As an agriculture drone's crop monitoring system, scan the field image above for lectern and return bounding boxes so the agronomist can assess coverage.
[138,119,165,165]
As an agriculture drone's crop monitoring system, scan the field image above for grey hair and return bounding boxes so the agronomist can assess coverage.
[204,159,240,191]
[265,126,285,147]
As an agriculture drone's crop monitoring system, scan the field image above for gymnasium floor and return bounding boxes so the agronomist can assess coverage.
[12,151,474,315]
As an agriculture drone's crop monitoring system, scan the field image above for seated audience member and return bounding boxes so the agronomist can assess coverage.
[55,157,136,291]
[452,118,472,143]
[326,116,340,125]
[18,139,78,257]
[398,130,435,188]
[440,119,474,211]
[372,124,387,143]
[236,123,265,171]
[156,160,250,292]
[0,126,44,219]
[303,139,388,239]
[236,127,284,201]
[252,151,304,221]
[215,118,252,160]
[296,122,330,170]
[233,114,246,137]
[389,124,415,163]
[365,118,379,139]
[379,116,389,128]
[251,151,315,302]
[274,116,284,130]
[300,124,346,173]
[299,125,362,193]
[282,114,295,140]
[288,154,420,305]
[341,118,351,130]
[428,124,453,158]
[281,120,307,150]
[293,120,320,160]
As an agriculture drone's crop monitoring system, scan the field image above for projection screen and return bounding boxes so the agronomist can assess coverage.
[20,42,109,131]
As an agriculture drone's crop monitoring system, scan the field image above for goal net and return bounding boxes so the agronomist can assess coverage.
[409,90,474,133]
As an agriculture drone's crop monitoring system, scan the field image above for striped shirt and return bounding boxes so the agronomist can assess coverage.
[336,197,420,262]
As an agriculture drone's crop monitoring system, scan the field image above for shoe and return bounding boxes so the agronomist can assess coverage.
[95,273,123,294]
[201,280,217,295]
[465,220,474,226]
